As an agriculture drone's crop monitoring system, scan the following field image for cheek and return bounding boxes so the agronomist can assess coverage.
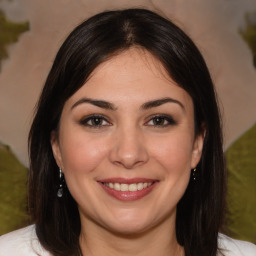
[150,134,194,171]
[59,131,109,174]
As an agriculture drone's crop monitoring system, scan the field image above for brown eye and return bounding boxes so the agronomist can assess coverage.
[146,115,176,127]
[152,117,167,126]
[80,115,110,128]
[89,117,104,126]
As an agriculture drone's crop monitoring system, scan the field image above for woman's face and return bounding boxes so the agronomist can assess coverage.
[51,48,204,235]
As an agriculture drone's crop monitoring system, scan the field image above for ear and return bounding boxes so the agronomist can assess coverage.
[190,127,206,169]
[51,131,63,169]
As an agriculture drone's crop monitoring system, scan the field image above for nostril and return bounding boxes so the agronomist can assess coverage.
[109,134,149,169]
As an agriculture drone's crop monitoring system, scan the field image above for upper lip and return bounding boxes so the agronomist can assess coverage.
[98,178,158,184]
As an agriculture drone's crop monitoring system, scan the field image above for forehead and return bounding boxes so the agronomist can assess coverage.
[65,48,193,109]
[88,48,171,86]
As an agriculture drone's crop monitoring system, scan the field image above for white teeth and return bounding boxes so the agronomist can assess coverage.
[128,184,137,192]
[103,182,153,191]
[137,183,144,191]
[120,184,129,191]
[114,183,120,191]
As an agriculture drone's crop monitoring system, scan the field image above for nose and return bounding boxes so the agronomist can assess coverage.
[109,126,149,169]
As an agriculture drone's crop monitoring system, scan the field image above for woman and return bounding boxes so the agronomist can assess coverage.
[0,8,255,256]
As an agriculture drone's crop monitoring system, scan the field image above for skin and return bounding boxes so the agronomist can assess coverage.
[51,48,204,256]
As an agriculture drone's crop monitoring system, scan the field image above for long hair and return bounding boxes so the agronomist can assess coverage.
[28,8,226,256]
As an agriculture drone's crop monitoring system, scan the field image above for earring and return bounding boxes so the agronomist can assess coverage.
[192,168,197,181]
[57,167,64,197]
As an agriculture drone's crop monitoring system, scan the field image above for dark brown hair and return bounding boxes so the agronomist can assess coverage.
[28,8,226,256]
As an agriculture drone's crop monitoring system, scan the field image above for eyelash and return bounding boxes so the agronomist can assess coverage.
[145,115,176,127]
[79,114,176,129]
[79,114,111,128]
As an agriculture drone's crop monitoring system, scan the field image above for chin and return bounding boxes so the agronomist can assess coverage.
[107,223,152,237]
[101,213,160,237]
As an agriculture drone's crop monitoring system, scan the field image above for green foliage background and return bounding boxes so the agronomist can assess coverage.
[0,143,29,234]
[224,124,256,244]
[240,12,256,67]
[0,10,29,69]
[0,10,30,233]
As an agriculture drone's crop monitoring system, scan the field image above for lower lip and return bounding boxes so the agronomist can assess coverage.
[99,182,158,201]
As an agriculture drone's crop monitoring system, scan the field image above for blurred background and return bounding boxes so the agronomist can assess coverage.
[0,0,255,243]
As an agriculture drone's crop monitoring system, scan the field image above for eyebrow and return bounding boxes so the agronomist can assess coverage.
[71,98,117,110]
[140,97,185,111]
[71,97,185,111]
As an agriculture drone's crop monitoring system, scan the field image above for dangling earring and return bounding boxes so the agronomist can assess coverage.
[57,167,64,197]
[192,168,197,181]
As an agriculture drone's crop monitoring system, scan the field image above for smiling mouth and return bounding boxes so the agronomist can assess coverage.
[98,179,158,201]
[102,182,153,192]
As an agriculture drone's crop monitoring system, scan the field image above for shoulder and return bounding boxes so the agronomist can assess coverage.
[218,233,256,256]
[0,225,52,256]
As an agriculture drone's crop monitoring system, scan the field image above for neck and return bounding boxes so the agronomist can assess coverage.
[79,217,184,256]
